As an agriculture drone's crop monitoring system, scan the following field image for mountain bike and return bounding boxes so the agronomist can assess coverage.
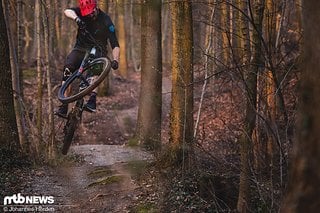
[58,31,111,155]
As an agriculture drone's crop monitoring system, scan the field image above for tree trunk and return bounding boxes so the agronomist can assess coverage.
[231,0,239,64]
[42,1,56,160]
[169,0,193,165]
[162,1,172,69]
[17,0,24,96]
[97,0,113,96]
[264,0,278,187]
[117,0,128,78]
[35,0,42,154]
[99,0,108,11]
[221,1,230,66]
[194,0,215,139]
[0,0,19,148]
[3,0,28,150]
[136,0,162,151]
[237,0,265,211]
[54,0,62,52]
[282,0,320,211]
[129,0,141,72]
[238,0,251,66]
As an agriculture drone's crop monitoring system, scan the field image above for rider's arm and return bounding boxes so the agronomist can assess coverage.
[112,47,120,62]
[106,21,120,62]
[64,9,78,20]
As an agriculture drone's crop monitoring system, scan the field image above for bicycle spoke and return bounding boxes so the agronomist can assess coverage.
[58,57,110,104]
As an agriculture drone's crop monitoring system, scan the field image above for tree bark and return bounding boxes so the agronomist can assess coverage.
[129,0,141,72]
[42,1,56,160]
[221,1,230,65]
[0,0,19,148]
[282,0,320,211]
[169,0,193,165]
[35,0,42,154]
[136,0,162,151]
[237,0,265,211]
[117,0,128,78]
[3,0,27,150]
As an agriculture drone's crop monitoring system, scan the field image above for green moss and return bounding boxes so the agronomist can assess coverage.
[132,202,157,213]
[87,167,113,178]
[128,137,140,147]
[87,175,123,187]
[23,69,37,79]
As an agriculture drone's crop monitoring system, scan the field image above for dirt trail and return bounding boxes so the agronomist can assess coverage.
[26,145,152,212]
[21,73,170,212]
[22,73,157,212]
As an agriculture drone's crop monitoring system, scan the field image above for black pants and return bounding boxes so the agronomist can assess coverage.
[62,49,86,81]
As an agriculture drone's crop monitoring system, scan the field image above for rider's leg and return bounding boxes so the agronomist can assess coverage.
[55,67,72,118]
[85,92,97,112]
[84,76,97,112]
[84,49,108,112]
[55,49,85,118]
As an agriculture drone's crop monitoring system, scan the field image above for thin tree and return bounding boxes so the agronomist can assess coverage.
[54,0,62,53]
[237,0,265,211]
[42,0,56,160]
[162,0,172,68]
[116,0,128,78]
[98,0,113,96]
[194,0,215,139]
[136,0,162,150]
[35,0,42,153]
[17,0,24,97]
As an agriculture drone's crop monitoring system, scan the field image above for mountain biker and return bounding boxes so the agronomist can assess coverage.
[55,0,120,118]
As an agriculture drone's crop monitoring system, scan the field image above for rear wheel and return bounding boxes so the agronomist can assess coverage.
[58,57,111,104]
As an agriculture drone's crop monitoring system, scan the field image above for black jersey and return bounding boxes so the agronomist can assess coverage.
[70,7,119,55]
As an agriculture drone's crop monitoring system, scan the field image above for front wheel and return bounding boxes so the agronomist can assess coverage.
[58,57,111,104]
[61,109,81,155]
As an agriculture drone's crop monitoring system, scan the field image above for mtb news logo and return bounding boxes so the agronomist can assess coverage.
[3,193,54,205]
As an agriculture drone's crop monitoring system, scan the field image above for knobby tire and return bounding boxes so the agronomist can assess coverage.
[61,111,79,155]
[58,57,111,104]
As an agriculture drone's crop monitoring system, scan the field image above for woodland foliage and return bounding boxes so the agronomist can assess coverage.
[0,0,308,211]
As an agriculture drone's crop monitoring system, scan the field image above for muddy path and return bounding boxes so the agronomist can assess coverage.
[25,145,152,212]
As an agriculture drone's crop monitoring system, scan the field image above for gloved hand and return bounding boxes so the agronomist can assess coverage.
[111,60,119,70]
[75,17,86,30]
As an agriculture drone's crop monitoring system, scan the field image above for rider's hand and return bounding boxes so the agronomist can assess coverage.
[75,17,86,30]
[111,60,119,70]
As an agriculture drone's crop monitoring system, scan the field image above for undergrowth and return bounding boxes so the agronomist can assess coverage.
[0,148,31,200]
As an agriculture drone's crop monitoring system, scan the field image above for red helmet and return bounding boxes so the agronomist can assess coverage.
[79,0,97,16]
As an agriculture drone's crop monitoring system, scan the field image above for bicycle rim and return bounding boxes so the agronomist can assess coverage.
[58,57,111,104]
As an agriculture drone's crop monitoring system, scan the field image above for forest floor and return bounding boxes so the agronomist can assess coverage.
[2,67,249,212]
[3,70,166,212]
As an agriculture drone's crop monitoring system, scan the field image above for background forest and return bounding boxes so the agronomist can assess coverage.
[1,0,318,212]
